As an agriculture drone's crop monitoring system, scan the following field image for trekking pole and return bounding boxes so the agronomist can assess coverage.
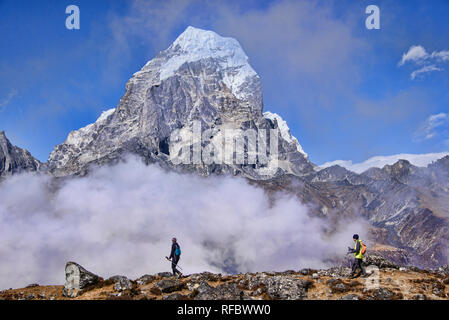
[165,256,183,270]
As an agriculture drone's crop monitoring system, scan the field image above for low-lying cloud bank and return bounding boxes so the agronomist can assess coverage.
[0,157,365,290]
[320,152,449,174]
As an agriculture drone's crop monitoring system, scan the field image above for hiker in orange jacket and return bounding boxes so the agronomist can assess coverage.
[348,234,368,278]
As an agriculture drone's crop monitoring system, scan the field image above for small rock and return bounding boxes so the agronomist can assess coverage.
[413,294,426,300]
[186,282,200,291]
[24,294,35,300]
[26,284,39,288]
[108,275,126,282]
[154,279,185,293]
[341,294,359,300]
[438,265,449,275]
[312,273,319,279]
[111,276,132,292]
[333,283,347,293]
[372,288,394,300]
[300,268,311,276]
[135,274,156,285]
[189,272,221,282]
[252,287,266,296]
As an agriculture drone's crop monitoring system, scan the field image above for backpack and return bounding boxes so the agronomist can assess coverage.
[361,241,367,255]
[175,243,181,256]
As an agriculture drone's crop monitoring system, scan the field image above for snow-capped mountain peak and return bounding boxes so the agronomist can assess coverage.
[48,27,313,178]
[143,26,258,101]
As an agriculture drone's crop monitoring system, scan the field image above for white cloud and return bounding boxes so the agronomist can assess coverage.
[320,152,449,174]
[431,50,449,62]
[0,156,367,290]
[410,65,442,80]
[399,45,429,66]
[414,112,448,141]
[399,45,449,80]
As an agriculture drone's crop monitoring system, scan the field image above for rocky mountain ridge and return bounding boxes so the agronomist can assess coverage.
[2,260,449,300]
[254,156,449,268]
[0,131,41,178]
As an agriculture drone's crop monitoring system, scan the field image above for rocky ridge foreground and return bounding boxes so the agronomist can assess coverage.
[1,259,449,300]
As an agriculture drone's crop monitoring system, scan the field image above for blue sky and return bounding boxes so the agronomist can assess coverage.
[1,0,449,166]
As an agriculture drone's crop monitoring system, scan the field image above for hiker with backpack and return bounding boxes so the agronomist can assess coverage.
[167,237,182,278]
[348,234,368,278]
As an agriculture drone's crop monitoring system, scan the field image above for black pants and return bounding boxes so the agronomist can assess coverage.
[172,255,181,276]
[351,258,366,276]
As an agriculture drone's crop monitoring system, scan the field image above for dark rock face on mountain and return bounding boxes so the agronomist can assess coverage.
[0,131,41,177]
[47,27,313,179]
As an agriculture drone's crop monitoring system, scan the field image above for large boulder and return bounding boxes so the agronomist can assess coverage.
[62,262,100,298]
[153,279,185,294]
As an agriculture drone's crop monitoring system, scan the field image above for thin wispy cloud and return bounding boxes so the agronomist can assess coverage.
[411,65,442,80]
[399,45,448,79]
[414,112,448,142]
[0,88,18,111]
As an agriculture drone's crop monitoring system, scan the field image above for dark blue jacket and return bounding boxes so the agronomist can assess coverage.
[169,242,181,259]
